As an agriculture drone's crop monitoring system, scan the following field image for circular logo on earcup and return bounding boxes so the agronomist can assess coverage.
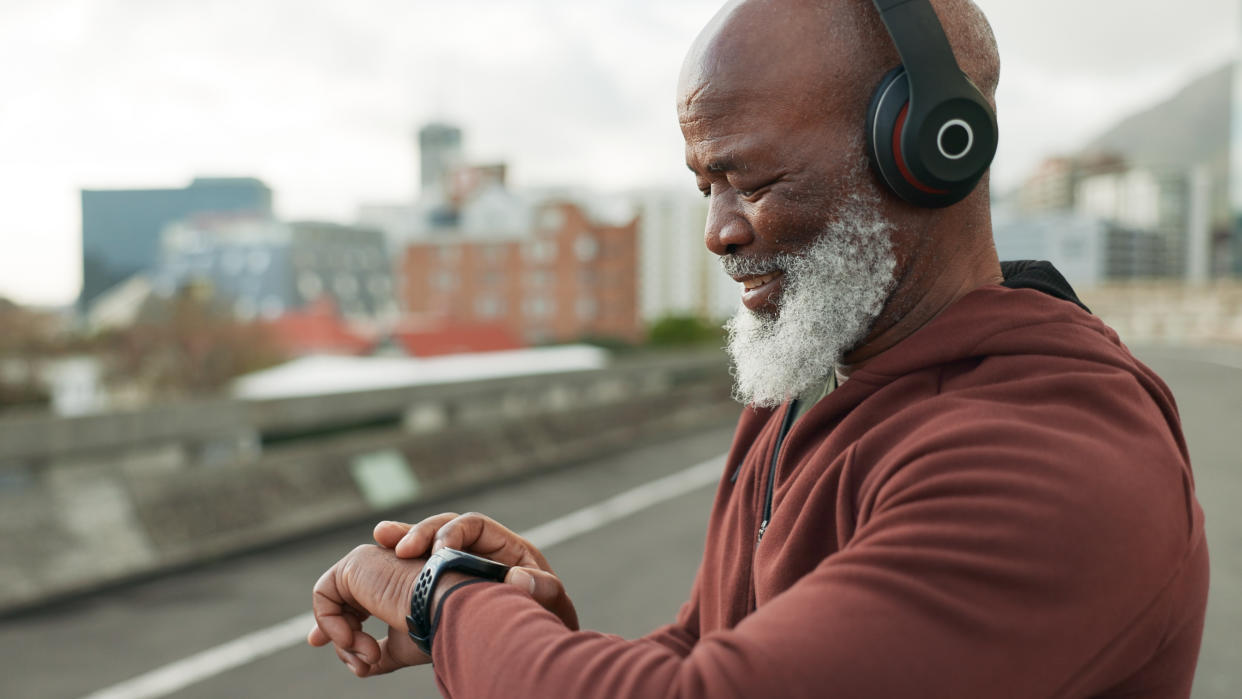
[937,119,974,161]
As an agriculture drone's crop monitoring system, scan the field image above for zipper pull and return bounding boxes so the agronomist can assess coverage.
[757,519,769,544]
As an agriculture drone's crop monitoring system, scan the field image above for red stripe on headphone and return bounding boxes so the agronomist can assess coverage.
[893,104,949,196]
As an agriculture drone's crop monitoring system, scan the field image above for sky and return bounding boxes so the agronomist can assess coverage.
[1,0,1238,307]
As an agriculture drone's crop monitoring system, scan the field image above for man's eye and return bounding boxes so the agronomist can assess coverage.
[735,180,773,199]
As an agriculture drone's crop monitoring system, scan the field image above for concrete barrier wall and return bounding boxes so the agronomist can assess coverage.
[1082,282,1242,347]
[0,352,737,615]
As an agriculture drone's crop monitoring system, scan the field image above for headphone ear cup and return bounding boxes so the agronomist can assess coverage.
[865,66,908,195]
[865,66,958,208]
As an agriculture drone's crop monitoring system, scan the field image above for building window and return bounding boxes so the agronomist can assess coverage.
[524,297,552,318]
[524,239,556,264]
[575,235,598,261]
[475,296,502,318]
[437,245,462,264]
[539,207,566,232]
[433,270,456,291]
[576,297,597,321]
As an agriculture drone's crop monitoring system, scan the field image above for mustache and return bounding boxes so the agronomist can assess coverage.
[720,253,793,278]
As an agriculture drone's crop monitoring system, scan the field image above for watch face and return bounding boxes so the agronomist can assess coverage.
[438,547,510,580]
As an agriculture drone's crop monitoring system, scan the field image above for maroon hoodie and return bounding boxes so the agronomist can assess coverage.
[432,282,1209,698]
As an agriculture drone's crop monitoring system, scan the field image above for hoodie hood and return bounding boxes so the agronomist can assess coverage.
[836,261,1188,464]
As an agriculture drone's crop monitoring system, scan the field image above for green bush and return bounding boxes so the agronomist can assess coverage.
[646,315,725,347]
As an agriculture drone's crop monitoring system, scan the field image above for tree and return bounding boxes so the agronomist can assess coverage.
[93,285,288,400]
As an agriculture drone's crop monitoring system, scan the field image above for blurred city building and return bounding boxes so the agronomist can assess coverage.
[155,216,398,329]
[1007,63,1233,282]
[79,177,273,311]
[360,121,644,345]
[357,122,533,250]
[993,211,1105,289]
[399,200,640,345]
[419,122,464,200]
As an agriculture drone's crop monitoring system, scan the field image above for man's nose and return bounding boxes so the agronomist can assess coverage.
[703,196,754,256]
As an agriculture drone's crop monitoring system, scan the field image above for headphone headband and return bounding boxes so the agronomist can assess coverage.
[871,0,965,103]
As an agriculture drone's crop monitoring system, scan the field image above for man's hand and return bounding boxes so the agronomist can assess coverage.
[307,545,429,677]
[374,513,580,630]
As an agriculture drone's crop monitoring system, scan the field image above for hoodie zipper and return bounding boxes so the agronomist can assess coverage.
[758,400,798,545]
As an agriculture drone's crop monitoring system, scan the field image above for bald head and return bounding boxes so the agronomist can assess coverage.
[678,0,1000,128]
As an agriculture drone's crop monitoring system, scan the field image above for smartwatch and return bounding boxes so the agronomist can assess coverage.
[406,547,510,655]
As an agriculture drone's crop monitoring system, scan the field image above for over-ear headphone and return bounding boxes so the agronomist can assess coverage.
[865,0,998,208]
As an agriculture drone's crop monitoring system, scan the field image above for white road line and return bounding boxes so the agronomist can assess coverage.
[80,453,727,699]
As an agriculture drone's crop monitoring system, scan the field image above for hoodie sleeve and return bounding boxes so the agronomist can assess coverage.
[636,588,701,657]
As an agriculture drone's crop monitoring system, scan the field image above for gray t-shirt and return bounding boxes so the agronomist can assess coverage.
[791,369,844,425]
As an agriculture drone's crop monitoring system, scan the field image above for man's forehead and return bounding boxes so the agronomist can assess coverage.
[681,122,783,176]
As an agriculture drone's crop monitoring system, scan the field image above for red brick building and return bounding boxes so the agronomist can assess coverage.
[399,201,641,345]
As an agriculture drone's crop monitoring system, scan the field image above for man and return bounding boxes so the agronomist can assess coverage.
[309,0,1210,696]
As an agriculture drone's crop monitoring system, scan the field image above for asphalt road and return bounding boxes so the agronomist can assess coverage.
[2,346,1239,699]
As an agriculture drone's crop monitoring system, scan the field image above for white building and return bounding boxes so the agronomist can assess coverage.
[629,189,736,323]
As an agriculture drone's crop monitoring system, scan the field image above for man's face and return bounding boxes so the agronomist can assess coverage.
[680,83,900,407]
[681,93,865,317]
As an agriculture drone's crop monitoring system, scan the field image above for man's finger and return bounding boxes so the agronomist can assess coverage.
[372,520,412,549]
[505,566,561,605]
[334,643,370,677]
[372,626,431,674]
[434,512,544,568]
[311,567,360,648]
[310,559,383,663]
[395,512,460,558]
[307,624,331,647]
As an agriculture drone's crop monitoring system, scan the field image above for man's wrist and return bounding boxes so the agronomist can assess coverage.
[431,570,479,610]
[406,549,509,656]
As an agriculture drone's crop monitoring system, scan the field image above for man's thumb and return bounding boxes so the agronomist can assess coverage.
[506,566,556,602]
[504,566,579,631]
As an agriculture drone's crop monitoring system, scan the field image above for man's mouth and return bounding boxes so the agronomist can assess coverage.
[737,271,785,312]
[742,272,780,291]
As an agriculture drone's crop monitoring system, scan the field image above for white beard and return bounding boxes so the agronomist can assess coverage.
[722,188,898,409]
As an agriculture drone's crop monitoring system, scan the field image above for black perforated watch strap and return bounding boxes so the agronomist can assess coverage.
[405,556,445,654]
[405,549,510,656]
[407,578,489,658]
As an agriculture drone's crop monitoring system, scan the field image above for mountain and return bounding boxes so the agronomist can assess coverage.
[1082,62,1231,173]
